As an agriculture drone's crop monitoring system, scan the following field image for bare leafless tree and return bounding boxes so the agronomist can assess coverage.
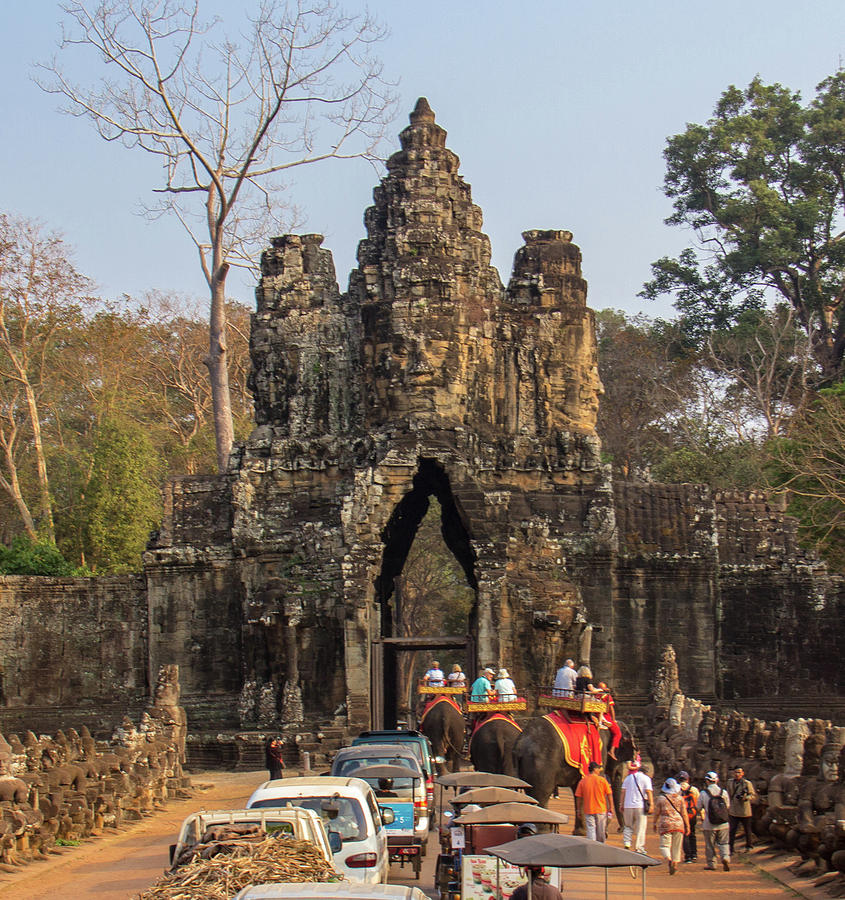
[40,1,395,470]
[0,215,91,540]
[704,305,817,440]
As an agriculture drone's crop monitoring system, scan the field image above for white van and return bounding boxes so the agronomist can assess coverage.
[246,776,392,884]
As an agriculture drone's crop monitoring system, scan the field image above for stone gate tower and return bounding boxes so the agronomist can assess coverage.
[147,98,619,731]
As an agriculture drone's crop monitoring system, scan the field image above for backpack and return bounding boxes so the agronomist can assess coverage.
[708,789,729,825]
[681,787,697,818]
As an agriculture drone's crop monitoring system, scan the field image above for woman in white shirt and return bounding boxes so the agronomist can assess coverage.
[494,668,517,701]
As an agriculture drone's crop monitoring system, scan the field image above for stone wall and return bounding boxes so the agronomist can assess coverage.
[0,576,147,736]
[715,492,844,698]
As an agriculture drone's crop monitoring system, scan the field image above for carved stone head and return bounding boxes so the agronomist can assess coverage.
[784,719,810,777]
[819,727,845,783]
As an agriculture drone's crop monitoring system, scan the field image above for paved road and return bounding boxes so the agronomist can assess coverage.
[0,768,826,899]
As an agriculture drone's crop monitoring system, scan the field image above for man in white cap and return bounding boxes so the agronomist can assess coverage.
[620,754,653,853]
[470,667,495,701]
[696,771,731,871]
[553,659,577,697]
[494,668,517,701]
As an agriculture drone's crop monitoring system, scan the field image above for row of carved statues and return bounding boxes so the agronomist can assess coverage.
[0,665,190,869]
[644,680,845,895]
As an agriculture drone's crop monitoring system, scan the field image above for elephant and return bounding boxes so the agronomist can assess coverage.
[514,716,636,834]
[419,697,465,773]
[468,715,521,776]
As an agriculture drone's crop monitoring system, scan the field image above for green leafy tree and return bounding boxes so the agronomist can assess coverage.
[0,535,74,576]
[643,72,845,382]
[82,418,164,573]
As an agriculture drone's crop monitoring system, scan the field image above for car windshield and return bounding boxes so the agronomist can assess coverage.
[249,796,366,842]
[336,757,421,777]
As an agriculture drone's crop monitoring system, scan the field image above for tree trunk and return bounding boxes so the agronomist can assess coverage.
[0,446,37,540]
[22,380,54,542]
[207,263,234,473]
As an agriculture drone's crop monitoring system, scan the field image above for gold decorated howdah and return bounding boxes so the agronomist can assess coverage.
[418,683,467,696]
[465,699,527,712]
[536,692,607,714]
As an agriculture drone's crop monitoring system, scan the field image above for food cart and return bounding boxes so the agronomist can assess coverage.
[435,800,568,900]
[352,764,424,879]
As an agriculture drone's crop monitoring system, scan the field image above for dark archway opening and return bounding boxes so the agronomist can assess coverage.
[372,458,479,728]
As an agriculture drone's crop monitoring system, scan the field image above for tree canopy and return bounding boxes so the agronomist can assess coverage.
[643,72,845,382]
[0,215,253,572]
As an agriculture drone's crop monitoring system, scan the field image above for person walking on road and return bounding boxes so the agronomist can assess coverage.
[653,777,689,874]
[697,770,731,871]
[574,761,613,842]
[678,770,700,862]
[727,765,757,853]
[620,755,653,853]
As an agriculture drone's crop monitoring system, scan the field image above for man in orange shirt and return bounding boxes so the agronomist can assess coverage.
[575,761,613,842]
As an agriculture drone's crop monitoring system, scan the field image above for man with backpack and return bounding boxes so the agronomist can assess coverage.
[678,770,700,862]
[696,771,730,871]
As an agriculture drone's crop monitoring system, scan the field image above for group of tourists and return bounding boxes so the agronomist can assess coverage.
[422,660,518,702]
[619,757,757,875]
[552,658,604,699]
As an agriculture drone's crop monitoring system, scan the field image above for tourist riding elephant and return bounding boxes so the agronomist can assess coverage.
[514,716,635,834]
[469,715,521,776]
[419,697,465,773]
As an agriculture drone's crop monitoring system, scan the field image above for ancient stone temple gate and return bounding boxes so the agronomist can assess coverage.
[0,100,840,740]
[147,98,616,733]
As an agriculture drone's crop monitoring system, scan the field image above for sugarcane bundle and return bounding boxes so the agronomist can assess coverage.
[137,835,339,899]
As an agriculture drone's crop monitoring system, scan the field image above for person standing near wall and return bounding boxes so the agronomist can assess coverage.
[265,735,286,780]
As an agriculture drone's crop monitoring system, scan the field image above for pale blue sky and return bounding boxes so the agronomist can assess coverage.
[2,1,844,319]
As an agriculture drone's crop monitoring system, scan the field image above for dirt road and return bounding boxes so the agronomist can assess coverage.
[0,770,263,900]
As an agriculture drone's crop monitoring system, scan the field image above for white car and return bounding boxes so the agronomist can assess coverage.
[246,776,392,884]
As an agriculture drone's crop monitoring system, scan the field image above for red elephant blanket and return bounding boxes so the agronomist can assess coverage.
[468,713,522,752]
[419,695,463,724]
[542,710,602,776]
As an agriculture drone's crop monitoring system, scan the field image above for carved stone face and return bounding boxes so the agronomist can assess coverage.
[784,720,810,777]
[820,747,840,783]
